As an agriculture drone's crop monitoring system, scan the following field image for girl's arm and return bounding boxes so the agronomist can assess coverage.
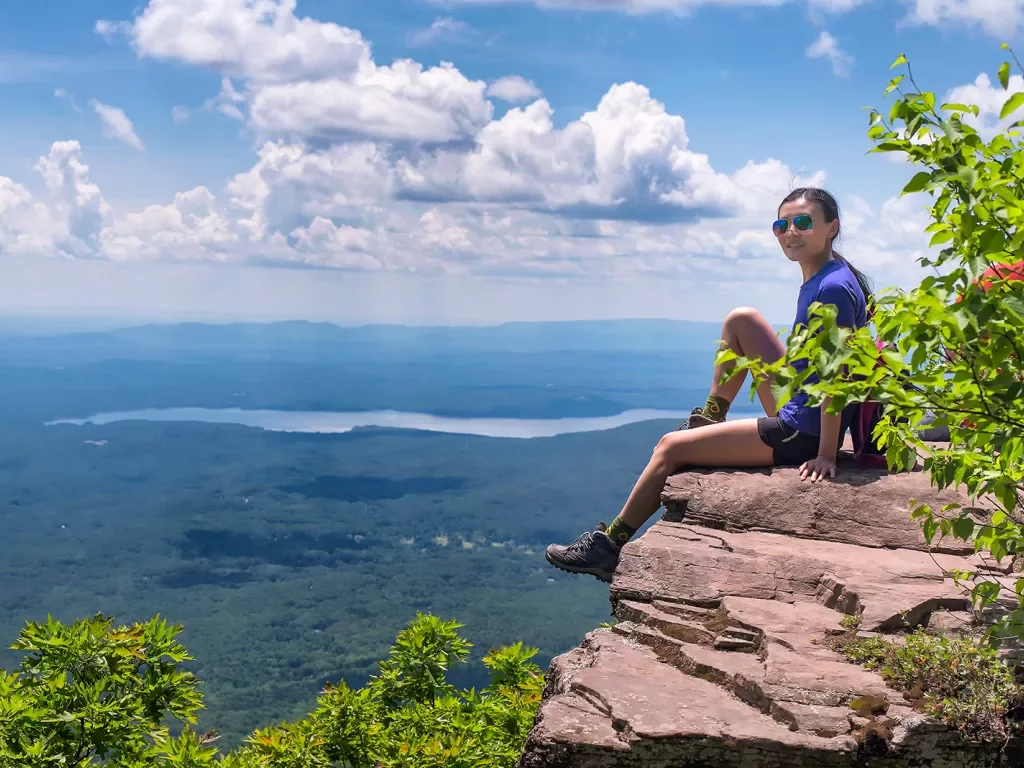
[817,397,842,461]
[801,402,841,482]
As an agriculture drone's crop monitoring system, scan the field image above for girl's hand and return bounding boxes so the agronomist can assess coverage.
[799,455,836,483]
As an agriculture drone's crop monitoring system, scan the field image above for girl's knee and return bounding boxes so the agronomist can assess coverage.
[724,306,762,328]
[654,431,687,468]
[655,431,678,451]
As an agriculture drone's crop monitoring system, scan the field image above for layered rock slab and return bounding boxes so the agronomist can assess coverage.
[660,465,980,554]
[519,464,1021,768]
[612,521,975,632]
[517,629,860,768]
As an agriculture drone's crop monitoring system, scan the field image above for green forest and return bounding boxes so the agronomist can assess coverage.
[0,320,759,748]
[0,412,671,747]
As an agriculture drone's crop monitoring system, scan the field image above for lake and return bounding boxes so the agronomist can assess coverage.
[46,406,761,439]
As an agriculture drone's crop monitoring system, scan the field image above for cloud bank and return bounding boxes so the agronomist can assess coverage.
[0,0,932,289]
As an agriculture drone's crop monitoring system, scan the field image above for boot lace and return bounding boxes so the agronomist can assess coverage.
[566,527,604,554]
[569,531,597,553]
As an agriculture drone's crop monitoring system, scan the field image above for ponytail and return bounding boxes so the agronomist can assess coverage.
[833,252,874,310]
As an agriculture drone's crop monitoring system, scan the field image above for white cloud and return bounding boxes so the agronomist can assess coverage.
[427,0,869,13]
[203,77,248,122]
[90,99,146,151]
[486,75,542,103]
[421,0,1021,36]
[836,193,932,289]
[944,71,1024,137]
[248,62,492,144]
[54,88,84,114]
[126,0,369,84]
[905,0,1024,36]
[0,142,111,259]
[805,30,853,77]
[34,142,111,255]
[288,217,382,270]
[0,178,32,217]
[94,19,131,41]
[99,187,239,263]
[172,105,192,123]
[0,139,931,291]
[224,140,395,241]
[392,83,786,223]
[115,0,493,145]
[218,103,246,122]
[97,181,388,271]
[407,17,474,47]
[2,0,932,294]
[805,0,867,11]
[0,178,40,256]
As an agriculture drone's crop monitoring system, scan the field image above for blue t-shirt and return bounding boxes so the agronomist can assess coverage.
[777,259,868,436]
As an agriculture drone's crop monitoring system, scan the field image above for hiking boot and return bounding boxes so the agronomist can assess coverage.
[676,407,720,431]
[545,523,620,583]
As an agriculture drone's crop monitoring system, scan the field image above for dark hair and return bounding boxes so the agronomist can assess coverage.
[779,186,873,307]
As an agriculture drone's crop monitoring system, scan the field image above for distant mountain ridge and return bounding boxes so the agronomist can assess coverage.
[0,318,735,367]
[0,318,749,422]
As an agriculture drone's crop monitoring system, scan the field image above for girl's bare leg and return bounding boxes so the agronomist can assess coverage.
[617,419,771,528]
[712,307,786,416]
[544,419,772,581]
[545,308,785,582]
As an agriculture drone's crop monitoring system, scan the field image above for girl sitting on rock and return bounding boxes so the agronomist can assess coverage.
[546,187,872,583]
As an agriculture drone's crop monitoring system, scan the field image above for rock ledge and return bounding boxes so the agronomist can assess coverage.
[518,463,1021,768]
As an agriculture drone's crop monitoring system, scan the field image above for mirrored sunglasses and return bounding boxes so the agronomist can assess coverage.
[772,214,814,236]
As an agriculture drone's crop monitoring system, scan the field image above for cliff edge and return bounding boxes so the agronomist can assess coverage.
[518,462,1022,767]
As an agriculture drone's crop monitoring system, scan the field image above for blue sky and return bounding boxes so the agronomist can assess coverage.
[0,0,1018,325]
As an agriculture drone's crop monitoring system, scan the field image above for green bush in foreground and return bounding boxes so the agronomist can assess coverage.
[833,627,1022,741]
[0,613,543,767]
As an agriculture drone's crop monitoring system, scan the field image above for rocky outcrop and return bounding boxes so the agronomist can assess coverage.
[519,463,1021,768]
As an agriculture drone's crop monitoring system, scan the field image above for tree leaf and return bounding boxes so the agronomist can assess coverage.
[999,61,1011,90]
[999,91,1024,120]
[902,171,933,194]
[952,517,975,540]
[884,75,905,97]
[1003,294,1024,320]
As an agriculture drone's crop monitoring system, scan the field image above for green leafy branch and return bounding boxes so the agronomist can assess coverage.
[719,49,1024,643]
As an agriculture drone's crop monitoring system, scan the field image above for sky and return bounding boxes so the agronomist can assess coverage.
[0,0,1020,326]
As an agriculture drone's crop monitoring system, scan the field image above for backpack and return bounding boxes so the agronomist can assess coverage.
[849,336,907,470]
[850,400,888,469]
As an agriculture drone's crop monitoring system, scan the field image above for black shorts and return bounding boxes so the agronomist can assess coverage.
[757,416,833,466]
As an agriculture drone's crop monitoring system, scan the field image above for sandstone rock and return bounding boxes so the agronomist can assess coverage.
[771,701,854,737]
[519,465,1022,768]
[661,464,983,554]
[517,629,859,768]
[611,522,974,631]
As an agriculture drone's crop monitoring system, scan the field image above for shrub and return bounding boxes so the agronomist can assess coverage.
[0,613,213,767]
[0,613,543,767]
[833,628,1021,741]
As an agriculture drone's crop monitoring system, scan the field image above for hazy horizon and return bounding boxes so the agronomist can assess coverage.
[0,310,733,334]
